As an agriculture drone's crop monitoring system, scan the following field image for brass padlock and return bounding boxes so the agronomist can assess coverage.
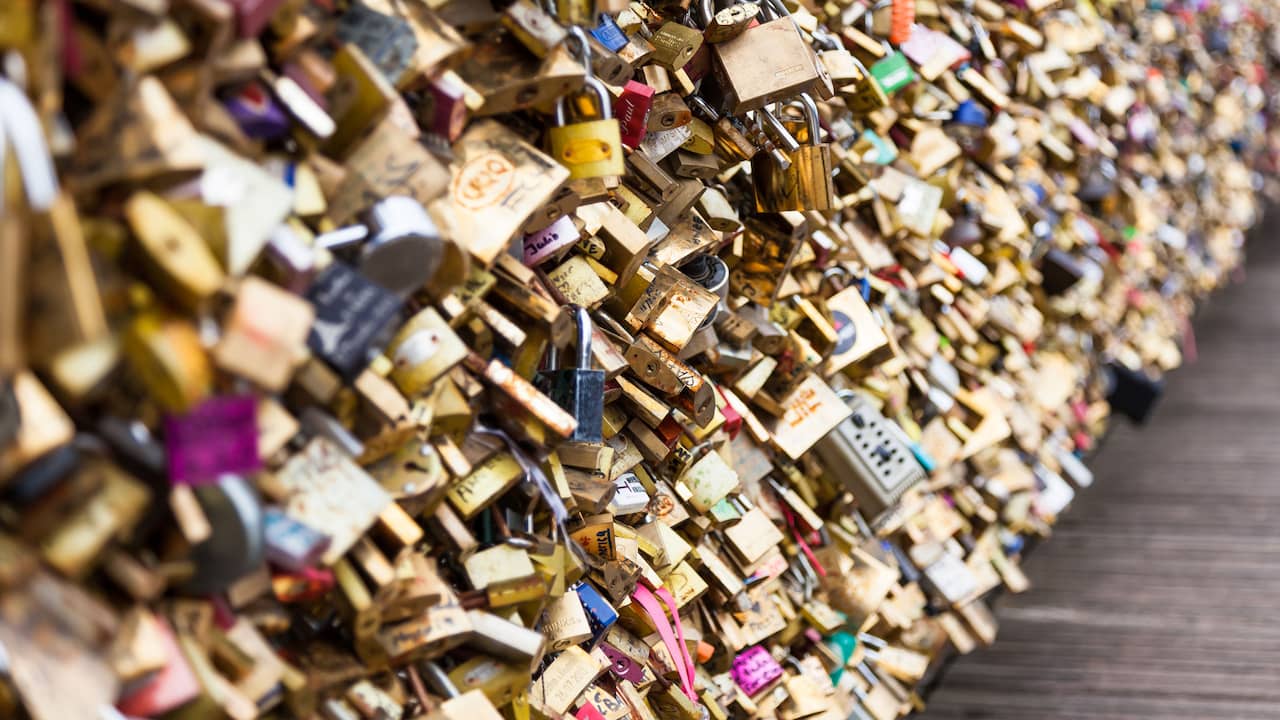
[548,77,625,180]
[709,2,826,113]
[751,95,834,212]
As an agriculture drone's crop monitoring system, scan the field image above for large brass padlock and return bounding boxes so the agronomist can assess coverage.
[548,76,625,179]
[708,1,826,113]
[751,95,833,212]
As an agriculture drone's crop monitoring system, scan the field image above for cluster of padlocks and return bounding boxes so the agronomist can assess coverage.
[0,0,1277,718]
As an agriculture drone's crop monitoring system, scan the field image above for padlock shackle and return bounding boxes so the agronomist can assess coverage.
[688,95,721,122]
[822,265,852,290]
[556,76,614,125]
[696,0,715,27]
[419,660,460,699]
[758,107,800,154]
[566,25,595,76]
[797,93,821,145]
[0,78,59,212]
[570,304,594,370]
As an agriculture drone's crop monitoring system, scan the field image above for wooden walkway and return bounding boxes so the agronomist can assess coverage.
[921,211,1280,720]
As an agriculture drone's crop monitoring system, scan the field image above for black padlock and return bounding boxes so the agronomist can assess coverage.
[549,306,605,444]
[1105,362,1163,425]
[1039,248,1085,296]
[0,378,19,447]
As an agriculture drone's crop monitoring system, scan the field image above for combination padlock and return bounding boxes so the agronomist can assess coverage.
[548,306,606,444]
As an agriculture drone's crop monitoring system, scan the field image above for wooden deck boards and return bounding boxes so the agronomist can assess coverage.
[920,211,1280,720]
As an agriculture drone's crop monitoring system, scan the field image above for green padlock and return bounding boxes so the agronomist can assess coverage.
[870,51,915,95]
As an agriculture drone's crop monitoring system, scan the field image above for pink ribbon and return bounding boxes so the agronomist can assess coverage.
[632,583,698,702]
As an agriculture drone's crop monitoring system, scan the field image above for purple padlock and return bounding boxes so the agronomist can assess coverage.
[600,642,647,684]
[223,82,291,140]
[730,645,784,697]
[165,396,261,485]
[523,216,580,267]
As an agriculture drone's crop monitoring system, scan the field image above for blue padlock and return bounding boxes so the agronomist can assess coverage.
[591,13,629,52]
[950,99,989,128]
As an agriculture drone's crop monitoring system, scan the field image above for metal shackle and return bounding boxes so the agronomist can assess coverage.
[758,107,801,154]
[565,25,595,77]
[570,305,594,370]
[697,0,715,27]
[555,76,614,125]
[796,93,822,146]
[420,661,460,699]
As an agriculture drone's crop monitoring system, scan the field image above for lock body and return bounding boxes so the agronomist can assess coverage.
[752,143,834,212]
[812,392,925,521]
[711,18,824,113]
[549,118,625,179]
[549,77,625,179]
[548,307,606,443]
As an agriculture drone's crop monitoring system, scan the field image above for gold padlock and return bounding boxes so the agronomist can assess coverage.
[710,4,826,113]
[752,95,834,213]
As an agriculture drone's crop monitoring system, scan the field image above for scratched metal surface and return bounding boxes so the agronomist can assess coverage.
[921,209,1280,720]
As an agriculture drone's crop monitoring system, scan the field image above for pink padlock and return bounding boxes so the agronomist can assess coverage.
[730,645,784,697]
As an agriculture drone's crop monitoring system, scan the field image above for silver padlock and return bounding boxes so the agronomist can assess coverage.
[317,196,465,297]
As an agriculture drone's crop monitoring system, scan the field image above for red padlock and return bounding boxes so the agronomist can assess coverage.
[890,0,915,45]
[426,72,470,142]
[615,80,655,149]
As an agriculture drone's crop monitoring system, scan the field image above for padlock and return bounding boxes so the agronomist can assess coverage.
[812,391,926,522]
[751,95,834,212]
[615,80,655,150]
[501,0,568,59]
[649,21,704,71]
[709,1,826,113]
[318,196,468,298]
[546,307,606,444]
[420,661,505,720]
[180,475,266,595]
[647,92,693,132]
[458,36,586,117]
[700,0,760,44]
[548,77,625,180]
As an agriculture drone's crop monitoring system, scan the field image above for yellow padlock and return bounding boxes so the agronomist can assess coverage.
[548,76,624,179]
